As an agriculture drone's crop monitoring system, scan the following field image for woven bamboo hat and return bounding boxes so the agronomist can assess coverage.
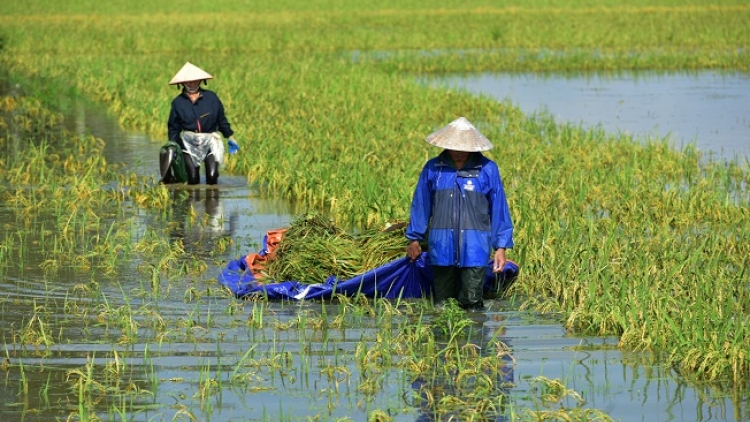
[425,117,493,152]
[169,62,214,85]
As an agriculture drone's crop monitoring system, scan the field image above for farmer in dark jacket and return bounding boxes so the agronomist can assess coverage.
[405,117,514,310]
[167,62,239,185]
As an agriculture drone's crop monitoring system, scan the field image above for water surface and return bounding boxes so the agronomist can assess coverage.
[428,71,750,163]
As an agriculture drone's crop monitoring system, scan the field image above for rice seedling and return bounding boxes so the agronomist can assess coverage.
[17,359,28,397]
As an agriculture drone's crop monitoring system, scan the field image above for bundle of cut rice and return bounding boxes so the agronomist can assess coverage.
[264,214,408,283]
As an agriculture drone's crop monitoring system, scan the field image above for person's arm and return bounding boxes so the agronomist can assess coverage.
[215,97,234,139]
[167,102,182,142]
[489,163,514,271]
[405,165,431,261]
[214,96,240,153]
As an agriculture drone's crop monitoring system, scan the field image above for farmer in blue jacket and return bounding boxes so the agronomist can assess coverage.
[405,117,514,311]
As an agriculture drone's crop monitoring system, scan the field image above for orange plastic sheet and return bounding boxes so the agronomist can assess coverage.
[243,228,287,281]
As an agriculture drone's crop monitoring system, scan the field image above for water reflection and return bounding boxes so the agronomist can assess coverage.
[411,313,514,422]
[427,71,750,162]
[168,187,239,255]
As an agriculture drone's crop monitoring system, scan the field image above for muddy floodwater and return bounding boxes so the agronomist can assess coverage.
[2,72,749,421]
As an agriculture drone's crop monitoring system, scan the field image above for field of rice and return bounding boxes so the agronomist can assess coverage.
[1,1,749,420]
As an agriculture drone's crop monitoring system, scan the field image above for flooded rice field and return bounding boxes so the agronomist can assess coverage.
[426,70,750,163]
[2,71,749,421]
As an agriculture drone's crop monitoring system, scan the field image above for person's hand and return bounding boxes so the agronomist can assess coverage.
[493,248,507,273]
[406,240,422,262]
[228,139,240,154]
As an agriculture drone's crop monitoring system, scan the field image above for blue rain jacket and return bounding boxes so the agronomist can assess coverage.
[406,150,514,267]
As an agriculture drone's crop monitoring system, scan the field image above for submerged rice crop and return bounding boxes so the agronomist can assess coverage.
[0,90,620,421]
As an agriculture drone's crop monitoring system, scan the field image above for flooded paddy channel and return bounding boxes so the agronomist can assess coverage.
[2,72,749,421]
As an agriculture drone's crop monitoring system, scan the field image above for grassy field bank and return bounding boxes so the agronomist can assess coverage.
[1,0,749,395]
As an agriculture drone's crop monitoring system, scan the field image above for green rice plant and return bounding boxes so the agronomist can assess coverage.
[16,300,54,348]
[368,410,392,422]
[17,358,28,397]
[522,408,616,422]
[67,353,106,420]
[39,371,51,408]
[64,351,155,421]
[247,300,266,329]
[172,405,200,422]
[432,299,475,340]
[143,344,159,388]
[196,361,219,413]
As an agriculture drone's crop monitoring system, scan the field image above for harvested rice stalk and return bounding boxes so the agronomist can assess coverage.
[265,214,410,283]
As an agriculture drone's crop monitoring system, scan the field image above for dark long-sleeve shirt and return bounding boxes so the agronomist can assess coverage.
[167,89,233,145]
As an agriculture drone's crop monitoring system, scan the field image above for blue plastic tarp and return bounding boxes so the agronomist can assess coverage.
[218,234,519,300]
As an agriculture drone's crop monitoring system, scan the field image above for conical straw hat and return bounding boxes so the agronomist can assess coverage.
[425,117,493,152]
[169,62,214,85]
